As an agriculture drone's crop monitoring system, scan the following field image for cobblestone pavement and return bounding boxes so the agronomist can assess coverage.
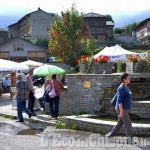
[0,86,64,126]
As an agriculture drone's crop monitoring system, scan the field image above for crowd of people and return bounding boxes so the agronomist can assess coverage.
[15,69,67,122]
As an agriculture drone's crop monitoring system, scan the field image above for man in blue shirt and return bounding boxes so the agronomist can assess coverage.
[106,73,134,144]
[3,75,11,93]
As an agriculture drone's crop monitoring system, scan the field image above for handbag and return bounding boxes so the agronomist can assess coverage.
[49,80,56,98]
[44,91,50,102]
[110,94,117,106]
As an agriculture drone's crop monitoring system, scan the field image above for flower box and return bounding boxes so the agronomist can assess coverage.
[126,62,138,73]
[79,63,85,72]
[95,62,113,74]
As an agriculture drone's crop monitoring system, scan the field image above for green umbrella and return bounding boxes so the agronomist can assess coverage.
[33,64,65,76]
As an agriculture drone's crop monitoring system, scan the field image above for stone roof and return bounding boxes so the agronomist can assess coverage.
[84,12,106,18]
[0,28,8,32]
[106,21,114,26]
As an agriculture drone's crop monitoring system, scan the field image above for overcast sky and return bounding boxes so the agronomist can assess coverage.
[0,0,150,28]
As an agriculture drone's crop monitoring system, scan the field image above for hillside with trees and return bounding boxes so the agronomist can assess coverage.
[114,22,141,35]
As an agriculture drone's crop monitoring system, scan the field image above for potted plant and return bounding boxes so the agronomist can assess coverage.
[94,56,112,74]
[77,55,90,72]
[126,54,141,73]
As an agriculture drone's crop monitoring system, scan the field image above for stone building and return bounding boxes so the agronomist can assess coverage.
[84,12,114,41]
[0,28,9,44]
[0,38,46,62]
[8,8,54,40]
[132,18,150,43]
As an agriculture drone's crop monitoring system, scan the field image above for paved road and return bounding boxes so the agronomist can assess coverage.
[0,117,150,150]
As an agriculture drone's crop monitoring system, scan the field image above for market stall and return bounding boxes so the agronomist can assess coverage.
[94,44,147,62]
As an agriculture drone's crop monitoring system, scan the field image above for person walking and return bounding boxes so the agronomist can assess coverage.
[106,73,135,144]
[16,74,35,122]
[26,69,36,115]
[49,74,66,119]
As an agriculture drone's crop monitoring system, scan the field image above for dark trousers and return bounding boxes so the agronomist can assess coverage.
[28,90,35,113]
[49,96,60,117]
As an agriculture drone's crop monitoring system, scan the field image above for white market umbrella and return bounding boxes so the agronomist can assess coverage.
[94,44,147,62]
[0,59,29,71]
[20,60,43,68]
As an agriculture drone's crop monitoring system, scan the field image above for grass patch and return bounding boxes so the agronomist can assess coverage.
[72,110,87,116]
[3,114,17,120]
[56,122,79,130]
[44,112,51,115]
[32,120,49,126]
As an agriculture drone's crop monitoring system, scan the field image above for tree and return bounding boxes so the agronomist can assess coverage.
[114,28,124,35]
[124,22,138,35]
[86,36,97,55]
[106,14,114,23]
[49,4,90,68]
[31,38,49,49]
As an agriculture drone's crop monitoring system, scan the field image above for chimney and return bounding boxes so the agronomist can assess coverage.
[38,7,41,11]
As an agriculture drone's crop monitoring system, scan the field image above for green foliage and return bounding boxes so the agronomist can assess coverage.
[135,58,150,73]
[31,38,49,49]
[72,124,79,130]
[56,122,68,129]
[56,122,79,130]
[117,62,126,73]
[86,36,97,55]
[93,47,103,55]
[114,21,141,35]
[106,14,114,23]
[3,114,9,118]
[3,114,16,119]
[114,28,124,35]
[72,110,87,115]
[124,22,138,35]
[49,3,90,68]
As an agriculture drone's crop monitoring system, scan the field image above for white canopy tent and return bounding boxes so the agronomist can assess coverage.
[0,59,29,71]
[94,44,147,62]
[20,60,44,68]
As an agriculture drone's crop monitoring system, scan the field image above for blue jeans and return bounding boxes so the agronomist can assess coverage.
[4,86,9,93]
[49,96,60,117]
[38,96,45,108]
[16,97,32,121]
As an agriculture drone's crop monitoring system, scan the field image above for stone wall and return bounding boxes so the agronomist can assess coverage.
[65,115,150,136]
[45,73,150,117]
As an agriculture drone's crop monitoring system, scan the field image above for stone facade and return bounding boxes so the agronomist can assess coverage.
[8,8,54,40]
[45,73,150,118]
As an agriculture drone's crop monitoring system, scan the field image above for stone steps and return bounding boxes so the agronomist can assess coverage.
[131,101,150,118]
[65,115,150,137]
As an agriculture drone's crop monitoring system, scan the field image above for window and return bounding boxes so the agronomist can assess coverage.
[13,44,24,51]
